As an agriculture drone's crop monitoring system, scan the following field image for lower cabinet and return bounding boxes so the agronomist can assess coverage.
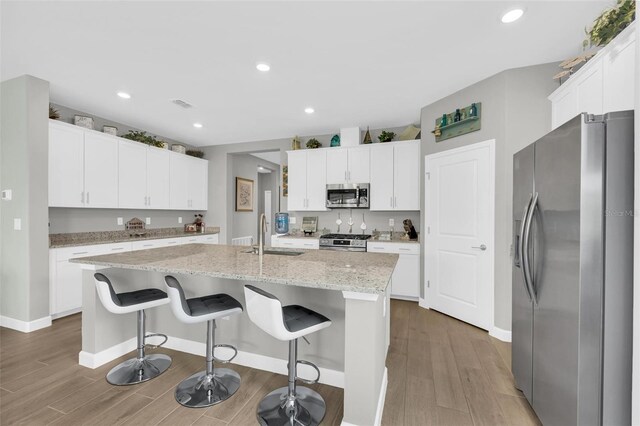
[49,233,220,318]
[270,236,319,249]
[367,242,420,300]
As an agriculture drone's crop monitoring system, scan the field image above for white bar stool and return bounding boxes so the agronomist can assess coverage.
[244,285,332,426]
[94,273,172,385]
[164,275,243,408]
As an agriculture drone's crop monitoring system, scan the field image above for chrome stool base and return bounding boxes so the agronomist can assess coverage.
[106,353,172,386]
[257,386,326,426]
[175,367,241,408]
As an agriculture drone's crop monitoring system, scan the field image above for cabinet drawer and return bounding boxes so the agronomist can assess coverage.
[131,239,164,250]
[54,245,103,262]
[367,242,419,254]
[274,238,319,249]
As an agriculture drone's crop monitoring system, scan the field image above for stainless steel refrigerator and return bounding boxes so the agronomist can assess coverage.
[512,111,634,426]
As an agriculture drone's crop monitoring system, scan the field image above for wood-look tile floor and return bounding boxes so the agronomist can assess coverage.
[0,301,540,425]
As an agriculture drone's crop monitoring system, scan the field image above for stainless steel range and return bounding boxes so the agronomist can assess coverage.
[319,233,371,252]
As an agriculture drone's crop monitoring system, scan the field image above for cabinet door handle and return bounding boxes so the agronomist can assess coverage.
[81,191,85,204]
[86,192,90,204]
[72,251,89,255]
[148,196,151,206]
[111,247,125,251]
[143,244,154,247]
[399,248,411,251]
[394,196,397,208]
[348,171,351,181]
[390,197,393,208]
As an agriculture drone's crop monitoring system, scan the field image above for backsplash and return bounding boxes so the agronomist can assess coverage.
[286,211,420,235]
[48,208,207,234]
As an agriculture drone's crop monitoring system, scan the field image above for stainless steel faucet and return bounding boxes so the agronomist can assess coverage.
[259,213,267,257]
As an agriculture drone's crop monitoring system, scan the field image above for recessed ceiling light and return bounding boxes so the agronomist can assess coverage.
[501,8,524,23]
[304,107,315,114]
[193,123,203,128]
[117,91,131,99]
[256,63,270,72]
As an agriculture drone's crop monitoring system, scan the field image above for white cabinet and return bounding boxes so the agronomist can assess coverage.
[49,120,207,211]
[83,132,118,208]
[370,140,420,211]
[367,242,420,300]
[146,147,171,209]
[287,150,327,211]
[326,147,370,184]
[119,141,172,210]
[49,242,132,318]
[118,140,148,209]
[49,121,85,208]
[50,233,220,317]
[271,236,319,249]
[169,152,208,210]
[187,156,208,210]
[550,22,636,129]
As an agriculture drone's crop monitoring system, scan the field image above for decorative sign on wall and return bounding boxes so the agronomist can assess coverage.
[236,177,254,212]
[432,102,482,142]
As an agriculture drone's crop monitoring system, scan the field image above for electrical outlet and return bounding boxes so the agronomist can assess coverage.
[13,218,21,230]
[1,189,12,201]
[388,218,395,227]
[290,217,297,224]
[117,217,123,226]
[145,217,151,225]
[178,217,183,224]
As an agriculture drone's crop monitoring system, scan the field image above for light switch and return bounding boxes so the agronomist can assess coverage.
[388,218,395,227]
[290,217,297,224]
[178,217,183,224]
[145,217,151,225]
[13,218,21,230]
[1,189,12,201]
[117,217,124,226]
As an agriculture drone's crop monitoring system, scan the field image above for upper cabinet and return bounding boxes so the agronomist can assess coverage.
[326,146,370,184]
[370,140,420,211]
[49,121,85,207]
[287,149,327,211]
[49,120,207,210]
[287,140,419,212]
[549,22,636,129]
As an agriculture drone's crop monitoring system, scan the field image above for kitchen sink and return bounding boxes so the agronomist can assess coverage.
[242,247,304,256]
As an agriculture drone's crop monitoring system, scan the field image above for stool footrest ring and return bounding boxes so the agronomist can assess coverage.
[296,360,321,385]
[144,333,168,349]
[213,344,238,363]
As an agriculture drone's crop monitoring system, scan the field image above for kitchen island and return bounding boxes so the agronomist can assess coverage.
[73,244,398,426]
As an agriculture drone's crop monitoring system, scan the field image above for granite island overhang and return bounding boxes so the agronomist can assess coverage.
[72,244,399,425]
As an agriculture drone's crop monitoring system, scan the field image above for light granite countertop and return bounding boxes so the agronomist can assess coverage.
[71,243,398,294]
[50,227,220,249]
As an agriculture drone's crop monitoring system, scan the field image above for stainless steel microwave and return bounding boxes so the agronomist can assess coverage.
[326,183,369,209]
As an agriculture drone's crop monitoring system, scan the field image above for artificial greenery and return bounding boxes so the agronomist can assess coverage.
[186,149,205,158]
[121,130,165,148]
[585,0,635,48]
[378,131,396,143]
[306,138,322,149]
[49,104,60,120]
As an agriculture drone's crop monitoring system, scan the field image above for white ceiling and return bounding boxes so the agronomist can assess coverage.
[1,1,610,147]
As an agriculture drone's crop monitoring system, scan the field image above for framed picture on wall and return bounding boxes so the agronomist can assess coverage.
[236,177,254,212]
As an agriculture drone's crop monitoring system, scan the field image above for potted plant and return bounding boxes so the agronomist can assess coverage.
[49,104,60,120]
[186,149,205,158]
[585,0,635,48]
[378,131,396,143]
[121,130,166,149]
[306,138,322,149]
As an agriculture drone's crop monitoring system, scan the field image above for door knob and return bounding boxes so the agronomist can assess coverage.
[472,244,487,251]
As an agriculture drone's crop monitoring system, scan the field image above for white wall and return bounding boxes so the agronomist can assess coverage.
[420,62,558,331]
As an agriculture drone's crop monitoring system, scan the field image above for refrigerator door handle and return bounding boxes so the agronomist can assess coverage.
[517,194,533,300]
[522,192,538,305]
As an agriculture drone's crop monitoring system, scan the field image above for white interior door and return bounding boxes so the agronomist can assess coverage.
[264,190,272,236]
[424,140,495,330]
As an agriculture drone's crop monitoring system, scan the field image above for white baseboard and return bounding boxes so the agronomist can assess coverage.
[341,367,388,426]
[78,337,137,369]
[51,307,82,320]
[78,333,345,388]
[162,334,344,388]
[0,315,52,333]
[489,326,512,342]
[390,295,419,302]
[418,297,429,309]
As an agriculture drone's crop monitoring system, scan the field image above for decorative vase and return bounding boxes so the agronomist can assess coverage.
[292,136,301,150]
[330,134,340,147]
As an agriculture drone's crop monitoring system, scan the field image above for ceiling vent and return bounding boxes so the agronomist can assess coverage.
[170,99,194,109]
